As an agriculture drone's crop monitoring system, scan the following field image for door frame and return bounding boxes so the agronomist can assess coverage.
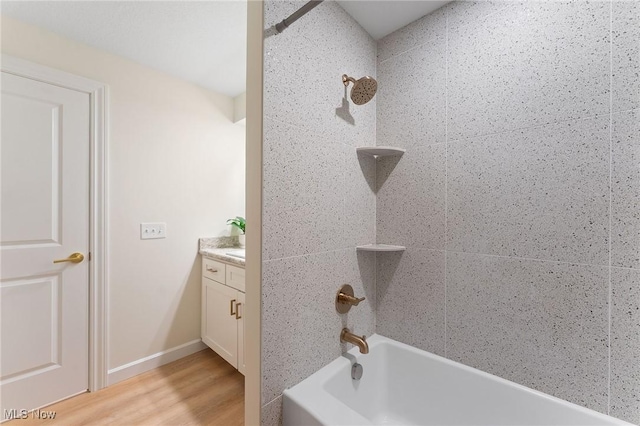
[1,54,109,392]
[245,1,263,423]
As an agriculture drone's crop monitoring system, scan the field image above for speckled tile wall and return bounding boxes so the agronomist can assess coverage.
[262,0,639,424]
[261,1,377,424]
[376,1,639,424]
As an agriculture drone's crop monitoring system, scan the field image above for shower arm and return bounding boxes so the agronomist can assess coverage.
[275,1,324,34]
[342,75,357,87]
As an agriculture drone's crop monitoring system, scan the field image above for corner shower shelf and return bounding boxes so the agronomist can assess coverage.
[356,244,406,252]
[356,146,405,157]
[355,147,406,254]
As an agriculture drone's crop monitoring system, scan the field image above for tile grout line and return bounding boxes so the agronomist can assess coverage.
[265,108,628,153]
[343,126,348,303]
[269,105,640,135]
[607,0,613,415]
[446,249,610,270]
[611,106,640,115]
[379,34,442,66]
[448,112,613,146]
[265,111,634,156]
[263,393,281,409]
[608,264,640,273]
[374,41,378,333]
[266,237,440,265]
[263,246,360,264]
[444,7,449,359]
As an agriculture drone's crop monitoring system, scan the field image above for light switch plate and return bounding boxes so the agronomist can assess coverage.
[140,223,166,240]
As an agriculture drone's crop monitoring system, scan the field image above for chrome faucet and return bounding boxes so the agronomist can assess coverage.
[340,328,369,354]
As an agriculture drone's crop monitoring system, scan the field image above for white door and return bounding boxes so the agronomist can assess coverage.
[0,71,90,418]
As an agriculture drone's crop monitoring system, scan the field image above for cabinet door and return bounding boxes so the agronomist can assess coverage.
[202,278,238,368]
[236,291,246,375]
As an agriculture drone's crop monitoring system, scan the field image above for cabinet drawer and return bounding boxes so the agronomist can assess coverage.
[226,265,245,292]
[203,258,225,284]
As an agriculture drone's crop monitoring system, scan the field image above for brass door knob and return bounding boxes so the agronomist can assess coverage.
[53,252,85,264]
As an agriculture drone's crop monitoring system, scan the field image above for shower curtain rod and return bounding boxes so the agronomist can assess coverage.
[275,0,324,33]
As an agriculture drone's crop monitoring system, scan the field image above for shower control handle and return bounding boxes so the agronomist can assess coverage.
[335,284,365,313]
[338,293,365,306]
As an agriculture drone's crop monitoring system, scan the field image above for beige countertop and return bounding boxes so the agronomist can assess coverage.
[199,247,245,267]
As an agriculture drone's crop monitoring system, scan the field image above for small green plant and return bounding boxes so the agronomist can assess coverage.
[227,216,246,234]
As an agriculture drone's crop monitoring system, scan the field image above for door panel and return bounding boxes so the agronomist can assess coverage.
[1,93,61,245]
[1,275,61,380]
[0,71,90,418]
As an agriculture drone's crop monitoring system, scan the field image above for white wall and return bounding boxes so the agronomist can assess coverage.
[1,16,246,373]
[233,92,247,123]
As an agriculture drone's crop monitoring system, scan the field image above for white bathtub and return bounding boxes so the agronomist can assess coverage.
[283,335,632,426]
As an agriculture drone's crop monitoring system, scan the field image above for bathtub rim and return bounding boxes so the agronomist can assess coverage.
[282,334,634,426]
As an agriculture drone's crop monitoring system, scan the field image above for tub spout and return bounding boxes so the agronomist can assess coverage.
[340,328,369,354]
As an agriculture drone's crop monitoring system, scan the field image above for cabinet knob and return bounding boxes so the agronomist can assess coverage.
[230,299,236,316]
[206,266,218,273]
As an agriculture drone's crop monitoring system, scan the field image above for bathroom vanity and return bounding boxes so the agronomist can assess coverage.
[199,239,246,375]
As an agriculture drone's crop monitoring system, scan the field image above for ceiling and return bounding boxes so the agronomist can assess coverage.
[1,1,450,97]
[337,0,452,40]
[0,1,247,98]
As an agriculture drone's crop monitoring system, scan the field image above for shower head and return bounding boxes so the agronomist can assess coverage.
[342,74,377,105]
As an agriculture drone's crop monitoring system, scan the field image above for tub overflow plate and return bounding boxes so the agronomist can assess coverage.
[352,363,363,380]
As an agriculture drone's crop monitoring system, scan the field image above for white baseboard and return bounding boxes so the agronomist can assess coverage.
[107,339,207,386]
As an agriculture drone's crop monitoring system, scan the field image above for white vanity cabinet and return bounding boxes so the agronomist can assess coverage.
[201,257,245,375]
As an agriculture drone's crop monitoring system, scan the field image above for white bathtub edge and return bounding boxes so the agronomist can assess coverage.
[283,334,634,426]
